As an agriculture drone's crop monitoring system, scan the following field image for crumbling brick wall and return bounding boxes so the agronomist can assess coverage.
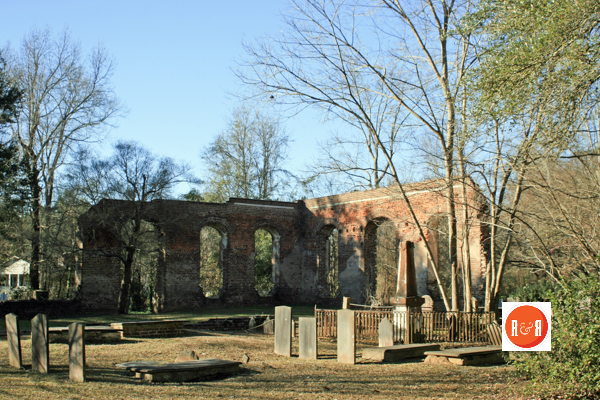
[78,180,486,312]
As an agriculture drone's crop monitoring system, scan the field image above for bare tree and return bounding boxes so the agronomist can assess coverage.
[201,106,291,202]
[238,0,482,310]
[305,79,408,194]
[7,29,122,290]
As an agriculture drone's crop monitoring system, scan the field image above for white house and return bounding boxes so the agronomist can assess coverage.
[1,258,30,293]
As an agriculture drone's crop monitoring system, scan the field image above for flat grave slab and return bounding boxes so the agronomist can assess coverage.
[362,344,441,363]
[117,359,241,382]
[49,325,122,343]
[424,345,504,366]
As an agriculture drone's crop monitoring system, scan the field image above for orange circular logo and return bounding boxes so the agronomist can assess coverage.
[505,305,549,348]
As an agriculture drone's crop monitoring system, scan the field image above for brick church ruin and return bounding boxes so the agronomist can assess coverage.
[78,180,487,312]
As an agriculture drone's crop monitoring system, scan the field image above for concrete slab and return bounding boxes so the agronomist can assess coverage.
[424,345,502,358]
[120,359,241,382]
[362,344,441,363]
[423,346,504,366]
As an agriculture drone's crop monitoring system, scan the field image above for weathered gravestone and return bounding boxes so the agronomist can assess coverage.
[421,295,434,312]
[379,318,394,348]
[342,297,351,309]
[175,350,199,363]
[263,316,274,335]
[31,313,49,373]
[337,309,355,364]
[248,316,256,330]
[299,317,318,360]
[274,306,292,357]
[68,323,85,382]
[5,313,22,368]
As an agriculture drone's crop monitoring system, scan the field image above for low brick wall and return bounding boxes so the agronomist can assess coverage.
[185,315,273,331]
[109,320,188,338]
[48,326,122,344]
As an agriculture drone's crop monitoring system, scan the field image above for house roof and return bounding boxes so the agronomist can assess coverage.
[2,259,30,275]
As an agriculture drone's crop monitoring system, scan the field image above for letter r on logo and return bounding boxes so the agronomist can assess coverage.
[535,320,541,336]
[512,319,518,336]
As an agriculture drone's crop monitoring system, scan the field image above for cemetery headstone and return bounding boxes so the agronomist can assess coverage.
[5,313,22,368]
[421,295,434,312]
[337,309,355,364]
[274,306,292,357]
[299,317,318,360]
[68,322,85,382]
[175,350,199,362]
[263,316,274,334]
[379,317,394,348]
[342,297,351,309]
[31,313,49,373]
[248,316,256,330]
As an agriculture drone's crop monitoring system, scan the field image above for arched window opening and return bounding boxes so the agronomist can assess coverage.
[255,228,274,297]
[325,227,339,298]
[320,226,339,298]
[200,225,225,298]
[364,219,397,305]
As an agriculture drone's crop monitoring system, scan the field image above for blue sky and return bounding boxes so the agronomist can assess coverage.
[0,0,337,195]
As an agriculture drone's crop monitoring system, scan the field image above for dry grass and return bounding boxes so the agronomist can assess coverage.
[0,331,539,400]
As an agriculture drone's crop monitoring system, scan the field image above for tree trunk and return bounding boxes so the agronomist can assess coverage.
[29,164,41,291]
[444,146,459,312]
[118,246,136,314]
[460,162,472,312]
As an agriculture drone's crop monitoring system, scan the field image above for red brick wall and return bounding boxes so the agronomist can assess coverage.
[78,182,486,312]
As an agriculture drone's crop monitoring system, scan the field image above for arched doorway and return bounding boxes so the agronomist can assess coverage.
[364,218,397,305]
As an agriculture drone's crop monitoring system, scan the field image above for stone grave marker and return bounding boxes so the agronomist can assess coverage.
[68,322,86,382]
[421,295,434,312]
[248,316,256,330]
[379,317,394,347]
[274,306,292,357]
[342,297,351,309]
[263,316,274,334]
[299,317,318,360]
[5,313,22,368]
[175,350,199,362]
[31,313,49,373]
[337,309,355,364]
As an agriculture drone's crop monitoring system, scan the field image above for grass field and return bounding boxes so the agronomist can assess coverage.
[0,329,537,399]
